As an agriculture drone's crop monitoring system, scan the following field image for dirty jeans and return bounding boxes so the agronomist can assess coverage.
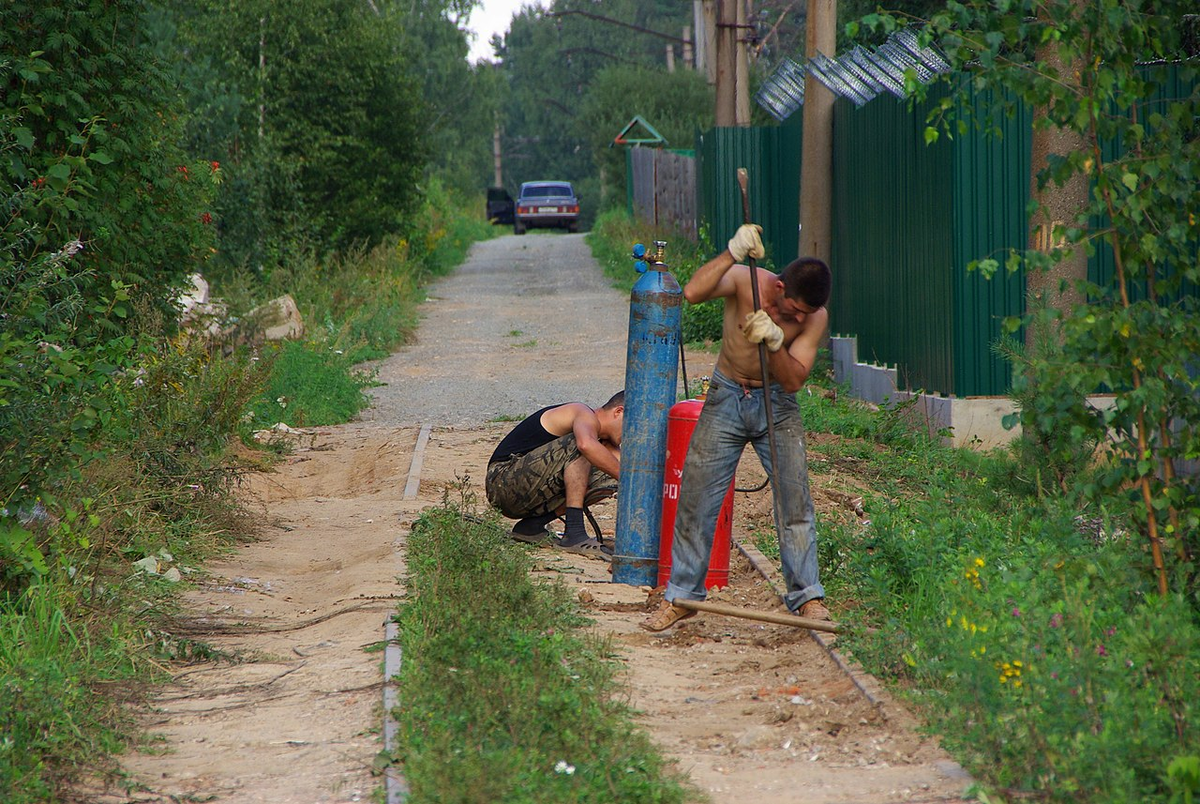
[666,369,824,612]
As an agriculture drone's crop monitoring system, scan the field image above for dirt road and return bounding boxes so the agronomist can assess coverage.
[97,233,974,803]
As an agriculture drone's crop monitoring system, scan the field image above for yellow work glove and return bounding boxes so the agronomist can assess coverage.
[743,309,784,352]
[727,223,765,263]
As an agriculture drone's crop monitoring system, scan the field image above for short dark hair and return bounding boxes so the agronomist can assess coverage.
[602,390,625,409]
[780,257,831,309]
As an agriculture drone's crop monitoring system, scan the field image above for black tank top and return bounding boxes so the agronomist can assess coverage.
[489,405,561,464]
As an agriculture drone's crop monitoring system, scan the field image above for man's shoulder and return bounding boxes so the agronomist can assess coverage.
[546,401,589,416]
[542,401,595,430]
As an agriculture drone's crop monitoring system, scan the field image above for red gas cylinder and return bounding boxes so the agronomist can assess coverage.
[658,397,735,590]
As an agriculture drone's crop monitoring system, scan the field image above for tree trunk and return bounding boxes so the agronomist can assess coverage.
[1025,10,1088,348]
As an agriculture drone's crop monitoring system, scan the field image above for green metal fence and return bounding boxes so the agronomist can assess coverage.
[695,112,802,270]
[692,64,1191,398]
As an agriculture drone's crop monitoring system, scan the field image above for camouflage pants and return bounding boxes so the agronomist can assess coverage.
[485,432,618,519]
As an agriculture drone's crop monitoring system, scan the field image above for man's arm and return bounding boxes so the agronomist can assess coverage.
[683,250,738,305]
[766,308,827,393]
[542,403,621,479]
[571,410,620,479]
[684,224,765,304]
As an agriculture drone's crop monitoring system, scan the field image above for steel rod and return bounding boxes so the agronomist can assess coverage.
[735,167,786,551]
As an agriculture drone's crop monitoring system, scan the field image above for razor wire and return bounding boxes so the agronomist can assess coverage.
[755,27,951,121]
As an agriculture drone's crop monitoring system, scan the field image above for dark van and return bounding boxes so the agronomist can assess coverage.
[486,186,514,225]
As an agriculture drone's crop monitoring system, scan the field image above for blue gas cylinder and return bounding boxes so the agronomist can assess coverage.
[612,265,682,587]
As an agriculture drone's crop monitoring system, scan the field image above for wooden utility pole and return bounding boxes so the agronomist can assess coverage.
[798,0,835,264]
[715,0,738,126]
[735,0,751,125]
[697,0,716,82]
[492,119,503,186]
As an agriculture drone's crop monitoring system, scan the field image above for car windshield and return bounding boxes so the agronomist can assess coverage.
[523,184,572,198]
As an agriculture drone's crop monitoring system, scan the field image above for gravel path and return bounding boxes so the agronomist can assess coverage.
[363,233,634,427]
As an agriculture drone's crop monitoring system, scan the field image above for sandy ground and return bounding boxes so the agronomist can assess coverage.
[86,233,976,803]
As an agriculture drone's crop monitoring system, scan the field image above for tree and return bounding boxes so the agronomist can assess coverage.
[575,66,713,210]
[392,0,500,194]
[862,3,1200,595]
[160,0,429,261]
[1,0,216,581]
[496,0,696,215]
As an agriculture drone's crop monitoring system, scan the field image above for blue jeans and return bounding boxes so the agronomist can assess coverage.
[666,369,825,612]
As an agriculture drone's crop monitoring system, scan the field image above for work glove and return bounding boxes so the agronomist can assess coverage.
[727,224,765,263]
[743,309,784,352]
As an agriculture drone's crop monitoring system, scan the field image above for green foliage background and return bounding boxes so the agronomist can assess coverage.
[0,0,493,799]
[3,0,1198,801]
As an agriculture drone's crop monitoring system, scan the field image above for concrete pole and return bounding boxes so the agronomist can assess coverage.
[682,25,694,69]
[666,42,676,72]
[798,0,835,264]
[715,0,738,126]
[1026,3,1087,348]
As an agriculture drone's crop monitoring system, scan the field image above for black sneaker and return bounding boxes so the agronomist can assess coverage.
[510,511,558,544]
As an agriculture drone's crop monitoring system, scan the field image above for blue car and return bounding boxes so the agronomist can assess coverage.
[513,181,580,234]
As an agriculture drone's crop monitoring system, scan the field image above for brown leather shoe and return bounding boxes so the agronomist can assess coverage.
[640,600,696,632]
[798,598,831,621]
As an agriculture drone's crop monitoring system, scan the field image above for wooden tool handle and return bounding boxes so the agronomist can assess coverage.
[673,598,844,634]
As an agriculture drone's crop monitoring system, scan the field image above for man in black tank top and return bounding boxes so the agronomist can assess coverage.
[485,391,624,560]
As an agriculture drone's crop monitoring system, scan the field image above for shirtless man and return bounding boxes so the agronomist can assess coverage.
[486,392,623,560]
[642,224,833,630]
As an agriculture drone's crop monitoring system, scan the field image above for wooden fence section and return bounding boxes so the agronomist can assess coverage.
[629,147,697,239]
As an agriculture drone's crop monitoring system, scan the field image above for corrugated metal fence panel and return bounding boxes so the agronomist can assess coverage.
[697,126,799,268]
[951,85,1031,397]
[699,128,764,253]
[831,92,957,394]
[771,111,803,269]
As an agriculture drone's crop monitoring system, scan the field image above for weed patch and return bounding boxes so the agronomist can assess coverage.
[795,384,1200,802]
[246,341,375,428]
[391,494,698,803]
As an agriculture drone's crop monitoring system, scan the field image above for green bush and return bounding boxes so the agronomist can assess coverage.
[587,209,723,344]
[1,1,216,327]
[805,383,1200,802]
[925,552,1199,800]
[1,0,215,593]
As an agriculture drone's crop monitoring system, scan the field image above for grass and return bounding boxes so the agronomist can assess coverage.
[245,340,377,428]
[0,583,134,801]
[763,367,1200,803]
[390,490,700,804]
